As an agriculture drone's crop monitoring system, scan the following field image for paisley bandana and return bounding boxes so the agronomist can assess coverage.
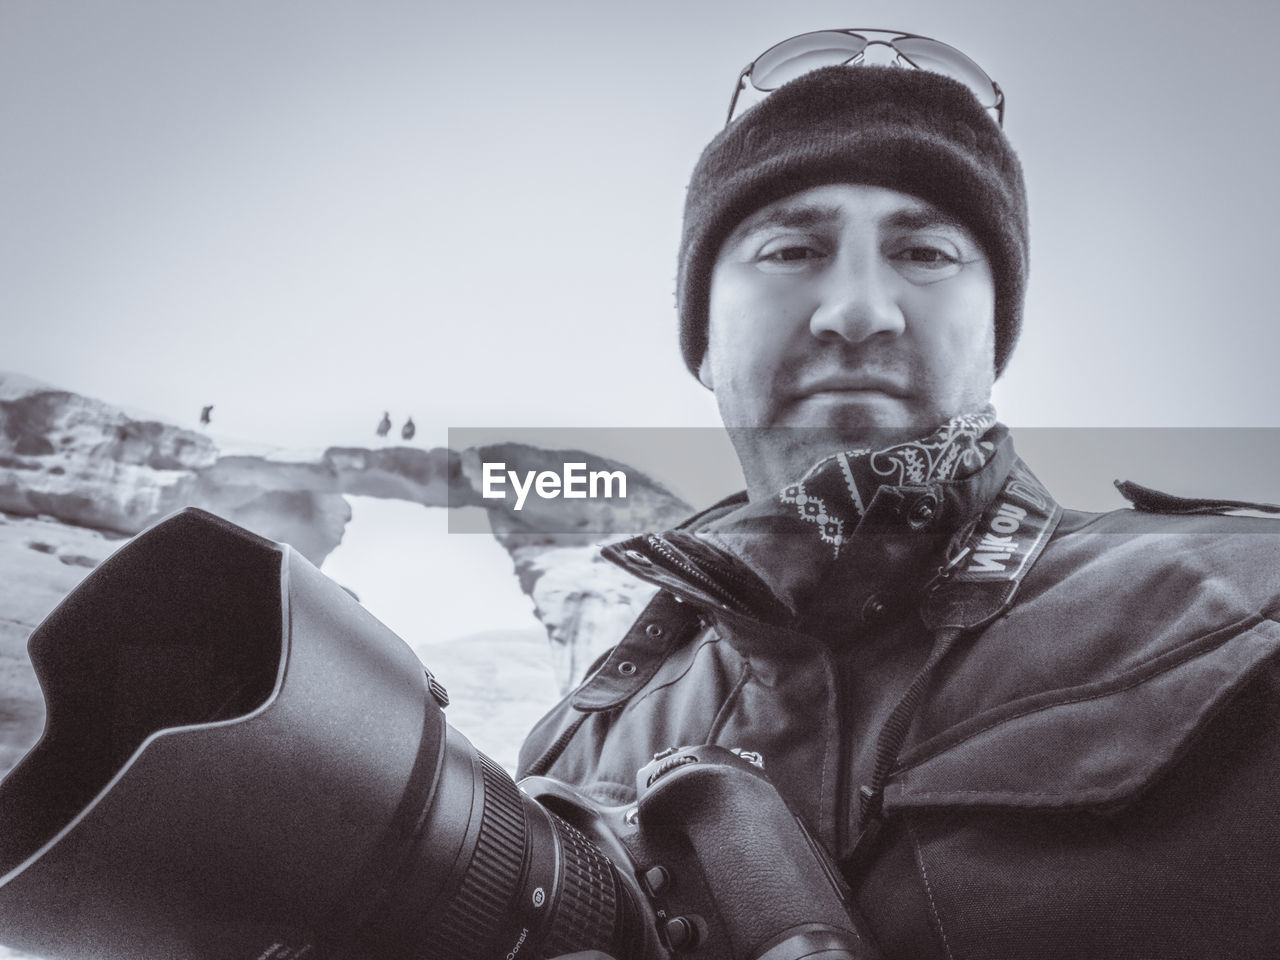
[694,406,1003,620]
[776,406,998,560]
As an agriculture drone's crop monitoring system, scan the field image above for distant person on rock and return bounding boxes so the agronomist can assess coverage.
[199,405,213,428]
[400,416,416,442]
[376,411,392,438]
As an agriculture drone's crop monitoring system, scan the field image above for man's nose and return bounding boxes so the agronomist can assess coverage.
[808,255,905,344]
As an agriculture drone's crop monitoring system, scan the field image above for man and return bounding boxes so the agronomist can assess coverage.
[520,29,1280,960]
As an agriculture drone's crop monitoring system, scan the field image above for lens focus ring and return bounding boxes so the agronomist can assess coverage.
[541,813,632,958]
[423,753,527,959]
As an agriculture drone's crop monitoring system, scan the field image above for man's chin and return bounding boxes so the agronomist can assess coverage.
[776,394,939,446]
[728,399,994,499]
[729,420,940,490]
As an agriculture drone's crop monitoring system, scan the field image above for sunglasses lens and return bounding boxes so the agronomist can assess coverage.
[729,29,1004,128]
[891,37,999,108]
[749,30,869,91]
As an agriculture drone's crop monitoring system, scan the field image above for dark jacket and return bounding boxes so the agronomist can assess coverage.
[517,441,1280,959]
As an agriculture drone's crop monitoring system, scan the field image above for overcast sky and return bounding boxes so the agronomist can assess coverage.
[4,0,1279,642]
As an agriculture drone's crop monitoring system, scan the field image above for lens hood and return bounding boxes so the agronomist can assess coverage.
[0,508,450,960]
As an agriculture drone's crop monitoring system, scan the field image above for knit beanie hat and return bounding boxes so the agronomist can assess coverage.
[677,64,1028,378]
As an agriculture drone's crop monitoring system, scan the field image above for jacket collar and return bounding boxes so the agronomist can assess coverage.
[604,427,1020,640]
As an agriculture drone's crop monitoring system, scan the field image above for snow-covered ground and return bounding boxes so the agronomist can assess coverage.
[0,515,120,960]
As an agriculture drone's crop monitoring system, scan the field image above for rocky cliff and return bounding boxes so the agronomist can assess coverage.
[0,371,696,782]
[0,373,691,560]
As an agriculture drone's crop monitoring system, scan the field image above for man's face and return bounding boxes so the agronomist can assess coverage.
[700,183,997,498]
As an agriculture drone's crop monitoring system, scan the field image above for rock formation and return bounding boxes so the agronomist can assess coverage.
[0,371,694,700]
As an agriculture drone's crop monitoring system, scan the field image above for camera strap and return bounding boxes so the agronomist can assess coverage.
[919,457,1064,633]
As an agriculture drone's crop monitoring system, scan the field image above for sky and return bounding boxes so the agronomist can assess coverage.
[4,0,1280,642]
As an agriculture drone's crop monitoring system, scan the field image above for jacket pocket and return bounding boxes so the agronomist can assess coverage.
[884,615,1280,811]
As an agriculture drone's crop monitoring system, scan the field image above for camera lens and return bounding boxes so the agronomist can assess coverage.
[0,510,647,960]
[353,725,643,960]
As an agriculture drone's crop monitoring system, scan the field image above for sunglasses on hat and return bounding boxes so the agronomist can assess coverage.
[727,29,1006,127]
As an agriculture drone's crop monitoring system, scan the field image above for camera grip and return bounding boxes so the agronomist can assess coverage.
[638,748,880,959]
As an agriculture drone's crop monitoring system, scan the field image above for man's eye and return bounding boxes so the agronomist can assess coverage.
[759,245,823,264]
[897,246,957,264]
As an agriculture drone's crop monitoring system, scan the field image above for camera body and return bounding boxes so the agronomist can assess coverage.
[525,744,874,960]
[0,509,875,960]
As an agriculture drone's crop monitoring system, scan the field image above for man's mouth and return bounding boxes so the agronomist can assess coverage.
[792,375,908,400]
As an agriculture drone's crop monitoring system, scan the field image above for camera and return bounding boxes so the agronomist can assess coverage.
[0,509,876,959]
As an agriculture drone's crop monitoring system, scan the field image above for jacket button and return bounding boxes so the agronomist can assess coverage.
[617,660,638,676]
[906,495,939,529]
[862,595,888,624]
[624,549,652,566]
[645,623,664,639]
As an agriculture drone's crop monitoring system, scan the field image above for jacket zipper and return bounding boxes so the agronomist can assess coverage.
[637,534,758,614]
[832,648,853,856]
[840,551,968,874]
